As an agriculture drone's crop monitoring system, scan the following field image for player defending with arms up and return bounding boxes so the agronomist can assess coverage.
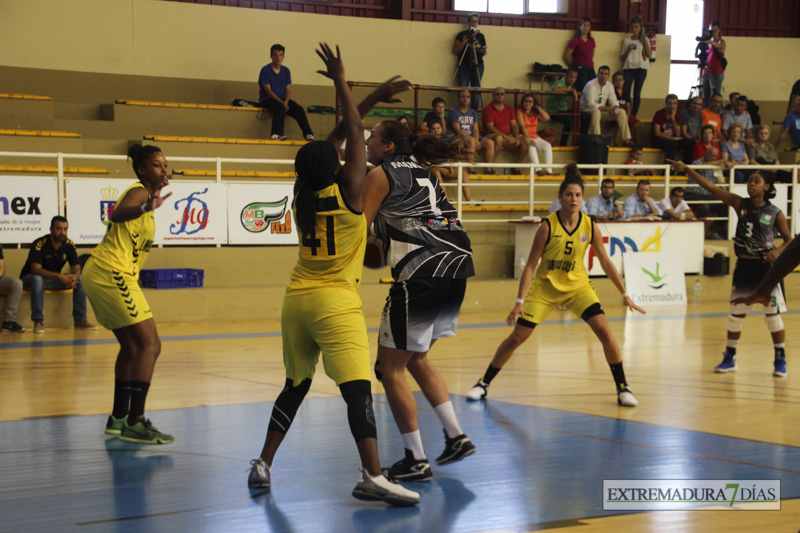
[466,163,645,406]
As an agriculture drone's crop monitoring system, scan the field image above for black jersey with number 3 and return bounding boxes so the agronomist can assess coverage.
[733,198,781,260]
[377,155,474,282]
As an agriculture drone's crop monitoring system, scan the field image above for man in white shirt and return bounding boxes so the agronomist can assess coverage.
[579,65,633,145]
[657,187,695,220]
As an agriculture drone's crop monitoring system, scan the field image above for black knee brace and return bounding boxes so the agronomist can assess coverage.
[581,302,605,322]
[339,379,377,442]
[268,378,311,434]
[374,359,383,381]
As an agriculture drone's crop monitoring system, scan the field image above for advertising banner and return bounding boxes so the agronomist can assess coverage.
[154,182,228,245]
[226,183,297,245]
[0,176,59,243]
[622,251,687,306]
[65,178,137,245]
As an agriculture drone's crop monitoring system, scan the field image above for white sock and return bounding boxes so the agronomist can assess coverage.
[433,401,463,439]
[401,430,426,460]
[726,339,738,349]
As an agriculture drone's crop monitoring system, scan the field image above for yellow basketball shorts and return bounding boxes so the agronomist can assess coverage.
[521,280,601,326]
[82,259,153,330]
[281,288,371,386]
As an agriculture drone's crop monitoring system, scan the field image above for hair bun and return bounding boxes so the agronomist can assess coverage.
[127,143,143,160]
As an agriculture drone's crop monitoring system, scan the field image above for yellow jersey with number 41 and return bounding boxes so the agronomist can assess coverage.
[534,211,593,292]
[287,183,366,294]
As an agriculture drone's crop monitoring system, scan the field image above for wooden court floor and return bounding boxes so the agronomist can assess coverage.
[1,301,799,532]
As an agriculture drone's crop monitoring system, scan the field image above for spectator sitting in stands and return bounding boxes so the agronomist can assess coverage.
[721,123,749,183]
[516,92,553,174]
[449,89,496,176]
[419,97,447,134]
[721,96,754,145]
[483,87,527,172]
[722,92,740,115]
[748,125,792,183]
[0,243,25,332]
[625,145,653,176]
[579,66,633,146]
[396,116,410,129]
[622,179,661,219]
[692,124,720,162]
[258,44,314,141]
[545,66,579,147]
[681,96,704,141]
[20,216,95,333]
[702,93,724,141]
[652,94,695,164]
[585,178,623,220]
[612,71,641,146]
[658,187,695,220]
[689,147,728,239]
[775,97,800,150]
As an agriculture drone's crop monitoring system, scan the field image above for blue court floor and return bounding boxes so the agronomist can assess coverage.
[2,393,799,532]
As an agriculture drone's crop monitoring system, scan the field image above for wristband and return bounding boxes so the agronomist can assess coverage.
[623,292,630,299]
[515,298,524,304]
[141,203,149,214]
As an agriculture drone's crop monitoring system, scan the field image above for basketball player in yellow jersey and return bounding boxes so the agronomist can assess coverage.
[82,143,173,444]
[466,163,646,406]
[247,43,419,506]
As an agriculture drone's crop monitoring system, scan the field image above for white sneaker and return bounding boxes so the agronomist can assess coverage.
[270,134,287,141]
[304,134,315,141]
[247,458,270,489]
[465,380,488,401]
[352,469,420,506]
[617,386,639,407]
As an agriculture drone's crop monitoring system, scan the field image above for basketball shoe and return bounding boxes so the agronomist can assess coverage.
[119,416,174,444]
[465,380,489,401]
[714,351,738,373]
[247,458,270,490]
[104,414,127,436]
[352,469,420,506]
[383,449,432,482]
[435,431,476,465]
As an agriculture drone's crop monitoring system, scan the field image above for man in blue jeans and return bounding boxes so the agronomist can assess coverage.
[258,44,314,141]
[20,216,95,333]
[452,13,487,110]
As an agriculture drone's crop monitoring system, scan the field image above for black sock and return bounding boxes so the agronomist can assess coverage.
[609,362,628,391]
[482,365,501,385]
[726,346,737,356]
[775,347,786,359]
[111,380,131,419]
[127,381,151,423]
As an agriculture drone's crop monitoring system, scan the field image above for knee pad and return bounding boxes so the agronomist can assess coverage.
[340,379,377,442]
[373,360,383,382]
[726,314,746,333]
[580,302,605,322]
[268,378,311,434]
[765,314,784,333]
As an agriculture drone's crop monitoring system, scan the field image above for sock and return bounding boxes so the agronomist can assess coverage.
[775,343,786,358]
[433,401,464,439]
[127,381,151,423]
[726,339,738,355]
[401,430,426,461]
[111,380,131,419]
[482,364,501,385]
[609,362,628,391]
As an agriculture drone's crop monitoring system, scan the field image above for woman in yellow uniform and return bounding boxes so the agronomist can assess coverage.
[466,163,646,406]
[246,44,419,506]
[82,143,173,444]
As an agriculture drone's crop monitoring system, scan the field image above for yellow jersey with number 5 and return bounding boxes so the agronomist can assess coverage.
[534,211,593,292]
[287,183,366,294]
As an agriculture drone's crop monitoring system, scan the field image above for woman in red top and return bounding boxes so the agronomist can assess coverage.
[564,18,595,94]
[692,125,720,162]
[701,21,726,106]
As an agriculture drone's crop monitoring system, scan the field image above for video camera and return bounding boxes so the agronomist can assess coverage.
[694,33,711,69]
[695,31,713,43]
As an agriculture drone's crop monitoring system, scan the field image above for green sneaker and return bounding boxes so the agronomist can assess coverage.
[104,414,127,436]
[119,417,174,444]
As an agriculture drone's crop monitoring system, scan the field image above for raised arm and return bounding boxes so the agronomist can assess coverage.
[326,76,412,148]
[316,43,364,210]
[667,159,742,210]
[591,222,646,314]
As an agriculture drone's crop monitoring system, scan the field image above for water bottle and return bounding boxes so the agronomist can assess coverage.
[693,279,702,305]
[514,254,526,279]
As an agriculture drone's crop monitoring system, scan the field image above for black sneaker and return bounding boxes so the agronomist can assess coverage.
[435,431,476,465]
[1,320,25,332]
[383,449,432,482]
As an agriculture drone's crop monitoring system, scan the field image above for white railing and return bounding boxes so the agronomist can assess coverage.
[2,151,799,236]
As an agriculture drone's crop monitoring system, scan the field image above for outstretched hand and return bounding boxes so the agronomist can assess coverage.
[315,42,344,81]
[506,303,524,326]
[624,296,646,314]
[149,189,172,212]
[665,158,685,173]
[373,76,413,105]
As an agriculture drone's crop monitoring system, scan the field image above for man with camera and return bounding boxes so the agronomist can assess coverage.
[453,13,487,110]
